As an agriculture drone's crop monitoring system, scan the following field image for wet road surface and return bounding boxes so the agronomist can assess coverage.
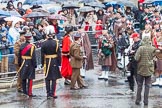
[0,66,162,108]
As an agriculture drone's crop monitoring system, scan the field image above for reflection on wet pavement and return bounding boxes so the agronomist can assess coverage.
[0,68,162,108]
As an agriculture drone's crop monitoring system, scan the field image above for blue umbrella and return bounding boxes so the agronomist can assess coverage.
[106,1,117,5]
[152,0,162,6]
[23,0,51,5]
[0,9,10,16]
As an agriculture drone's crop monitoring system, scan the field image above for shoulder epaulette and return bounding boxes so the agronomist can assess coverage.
[30,43,36,48]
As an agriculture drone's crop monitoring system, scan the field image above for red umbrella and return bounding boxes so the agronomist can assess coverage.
[138,0,145,3]
[48,14,67,21]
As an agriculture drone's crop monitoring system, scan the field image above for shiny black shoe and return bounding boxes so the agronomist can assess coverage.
[144,103,148,106]
[17,89,23,93]
[144,102,148,106]
[81,76,85,78]
[70,87,79,90]
[125,80,128,82]
[135,102,140,105]
[47,95,52,99]
[28,94,36,97]
[52,96,58,99]
[64,80,71,85]
[80,85,88,89]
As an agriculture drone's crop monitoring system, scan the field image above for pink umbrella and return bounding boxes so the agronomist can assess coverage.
[48,14,67,21]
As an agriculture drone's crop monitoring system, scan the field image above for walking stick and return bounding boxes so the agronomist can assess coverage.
[10,60,25,88]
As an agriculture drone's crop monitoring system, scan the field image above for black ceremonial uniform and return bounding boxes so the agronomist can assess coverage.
[41,38,62,98]
[18,41,37,96]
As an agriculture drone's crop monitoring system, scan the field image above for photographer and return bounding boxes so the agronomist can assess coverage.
[125,33,141,94]
[28,22,43,42]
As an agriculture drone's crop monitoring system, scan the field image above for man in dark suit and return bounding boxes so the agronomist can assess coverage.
[41,32,62,99]
[18,32,37,97]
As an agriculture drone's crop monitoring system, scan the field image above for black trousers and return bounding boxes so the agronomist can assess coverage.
[22,79,33,95]
[127,59,137,91]
[45,79,56,96]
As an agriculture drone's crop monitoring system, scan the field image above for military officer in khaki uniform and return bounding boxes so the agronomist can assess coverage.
[70,32,87,90]
[14,31,25,92]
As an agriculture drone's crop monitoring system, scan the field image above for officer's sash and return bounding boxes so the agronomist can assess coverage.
[18,44,35,73]
[21,44,32,56]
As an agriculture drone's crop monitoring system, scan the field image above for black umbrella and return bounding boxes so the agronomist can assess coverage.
[79,6,95,12]
[25,12,48,18]
[32,8,50,16]
[86,2,105,8]
[62,2,80,8]
[30,5,43,10]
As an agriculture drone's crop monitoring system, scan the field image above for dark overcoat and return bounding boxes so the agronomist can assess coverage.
[41,38,62,80]
[18,42,37,80]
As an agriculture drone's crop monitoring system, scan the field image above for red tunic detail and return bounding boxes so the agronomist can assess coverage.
[61,35,72,79]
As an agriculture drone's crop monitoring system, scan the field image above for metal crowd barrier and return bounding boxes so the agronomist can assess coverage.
[0,31,98,81]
